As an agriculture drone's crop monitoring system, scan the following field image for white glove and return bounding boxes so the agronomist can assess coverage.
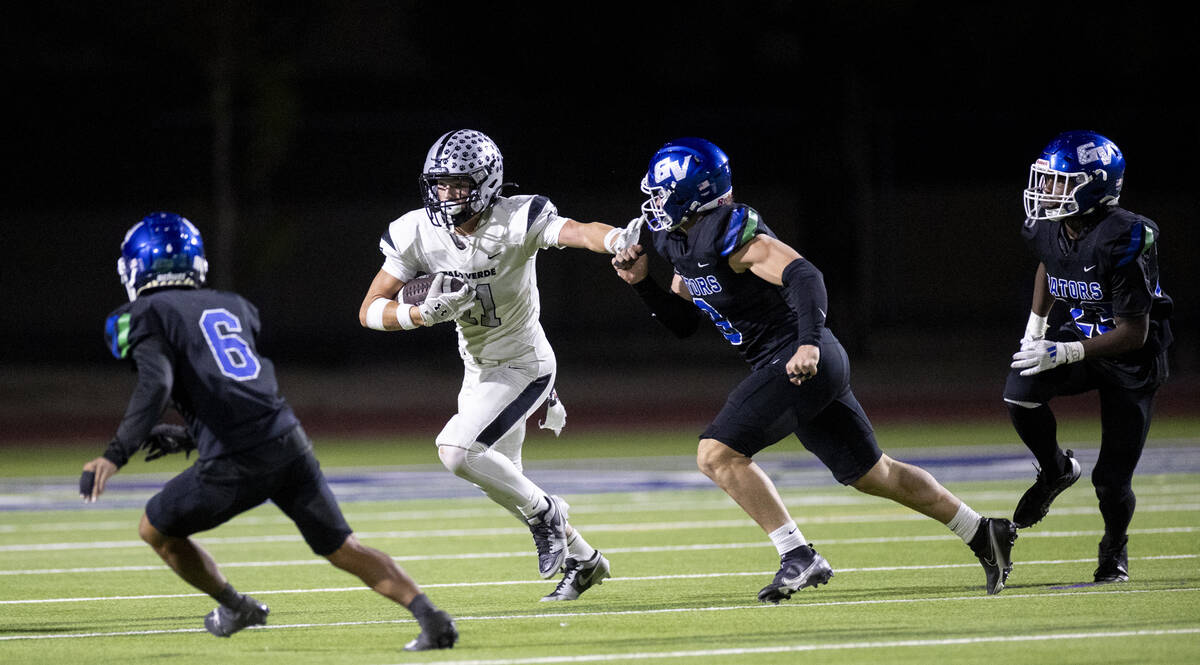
[1020,311,1049,348]
[537,389,566,436]
[604,216,645,255]
[418,273,476,326]
[1011,339,1084,376]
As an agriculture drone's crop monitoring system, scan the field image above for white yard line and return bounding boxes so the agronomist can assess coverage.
[2,554,1195,604]
[2,587,1197,642]
[384,627,1200,665]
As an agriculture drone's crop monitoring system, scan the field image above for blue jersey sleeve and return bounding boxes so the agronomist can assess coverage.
[104,300,163,360]
[717,205,772,257]
[1102,218,1159,318]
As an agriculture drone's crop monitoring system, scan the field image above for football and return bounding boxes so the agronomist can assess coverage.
[400,273,466,305]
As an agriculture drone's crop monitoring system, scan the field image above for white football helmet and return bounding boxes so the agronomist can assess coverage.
[419,129,504,228]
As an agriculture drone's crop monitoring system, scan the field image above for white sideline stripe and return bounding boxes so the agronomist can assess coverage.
[2,588,1198,642]
[3,523,1197,554]
[393,628,1200,665]
[3,554,1195,604]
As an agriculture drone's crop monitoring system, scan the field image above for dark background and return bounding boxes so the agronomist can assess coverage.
[3,2,1196,434]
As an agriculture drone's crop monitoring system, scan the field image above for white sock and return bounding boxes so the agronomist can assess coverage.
[946,502,983,543]
[768,521,806,556]
[566,530,596,561]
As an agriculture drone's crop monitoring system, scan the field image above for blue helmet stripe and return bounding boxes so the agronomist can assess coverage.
[1115,222,1144,268]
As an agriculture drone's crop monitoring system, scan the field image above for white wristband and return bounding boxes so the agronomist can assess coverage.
[1061,340,1085,364]
[394,301,418,330]
[603,227,622,254]
[366,298,389,330]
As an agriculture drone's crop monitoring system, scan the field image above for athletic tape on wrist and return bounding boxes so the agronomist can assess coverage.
[603,227,621,254]
[1025,312,1048,340]
[1062,340,1085,363]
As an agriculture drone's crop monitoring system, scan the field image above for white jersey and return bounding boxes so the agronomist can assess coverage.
[379,195,569,363]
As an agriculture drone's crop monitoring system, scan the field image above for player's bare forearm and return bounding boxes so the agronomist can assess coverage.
[669,273,693,301]
[359,269,416,330]
[557,219,617,253]
[1082,314,1149,357]
[1031,263,1053,316]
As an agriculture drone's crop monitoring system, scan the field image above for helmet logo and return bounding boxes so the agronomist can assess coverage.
[653,155,692,183]
[1076,142,1116,166]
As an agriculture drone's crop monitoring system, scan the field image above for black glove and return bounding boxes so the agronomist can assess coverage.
[79,470,96,496]
[142,423,196,462]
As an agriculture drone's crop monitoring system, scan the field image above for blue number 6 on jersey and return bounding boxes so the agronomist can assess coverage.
[199,309,262,381]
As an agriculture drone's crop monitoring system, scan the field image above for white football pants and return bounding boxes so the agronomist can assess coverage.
[436,352,556,521]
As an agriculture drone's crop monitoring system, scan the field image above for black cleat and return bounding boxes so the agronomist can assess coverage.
[404,609,458,651]
[541,550,611,601]
[757,544,834,604]
[527,495,569,578]
[969,518,1017,595]
[1094,535,1130,583]
[204,596,269,637]
[1013,449,1081,528]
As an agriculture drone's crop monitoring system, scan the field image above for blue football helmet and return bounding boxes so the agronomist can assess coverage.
[1023,130,1124,220]
[640,137,733,231]
[419,129,504,229]
[117,212,208,301]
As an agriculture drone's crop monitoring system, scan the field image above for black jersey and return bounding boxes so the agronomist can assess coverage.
[649,204,799,369]
[1021,206,1173,389]
[104,288,299,462]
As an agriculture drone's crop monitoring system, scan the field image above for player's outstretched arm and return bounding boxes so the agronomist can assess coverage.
[556,219,615,252]
[612,246,700,338]
[558,217,643,255]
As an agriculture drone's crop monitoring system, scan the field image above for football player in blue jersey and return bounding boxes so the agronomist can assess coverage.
[611,138,1019,600]
[80,213,457,651]
[1006,130,1173,583]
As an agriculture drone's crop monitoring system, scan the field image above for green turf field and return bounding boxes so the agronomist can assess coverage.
[2,420,1198,664]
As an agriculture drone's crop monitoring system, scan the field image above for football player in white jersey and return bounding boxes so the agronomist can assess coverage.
[358,129,637,602]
